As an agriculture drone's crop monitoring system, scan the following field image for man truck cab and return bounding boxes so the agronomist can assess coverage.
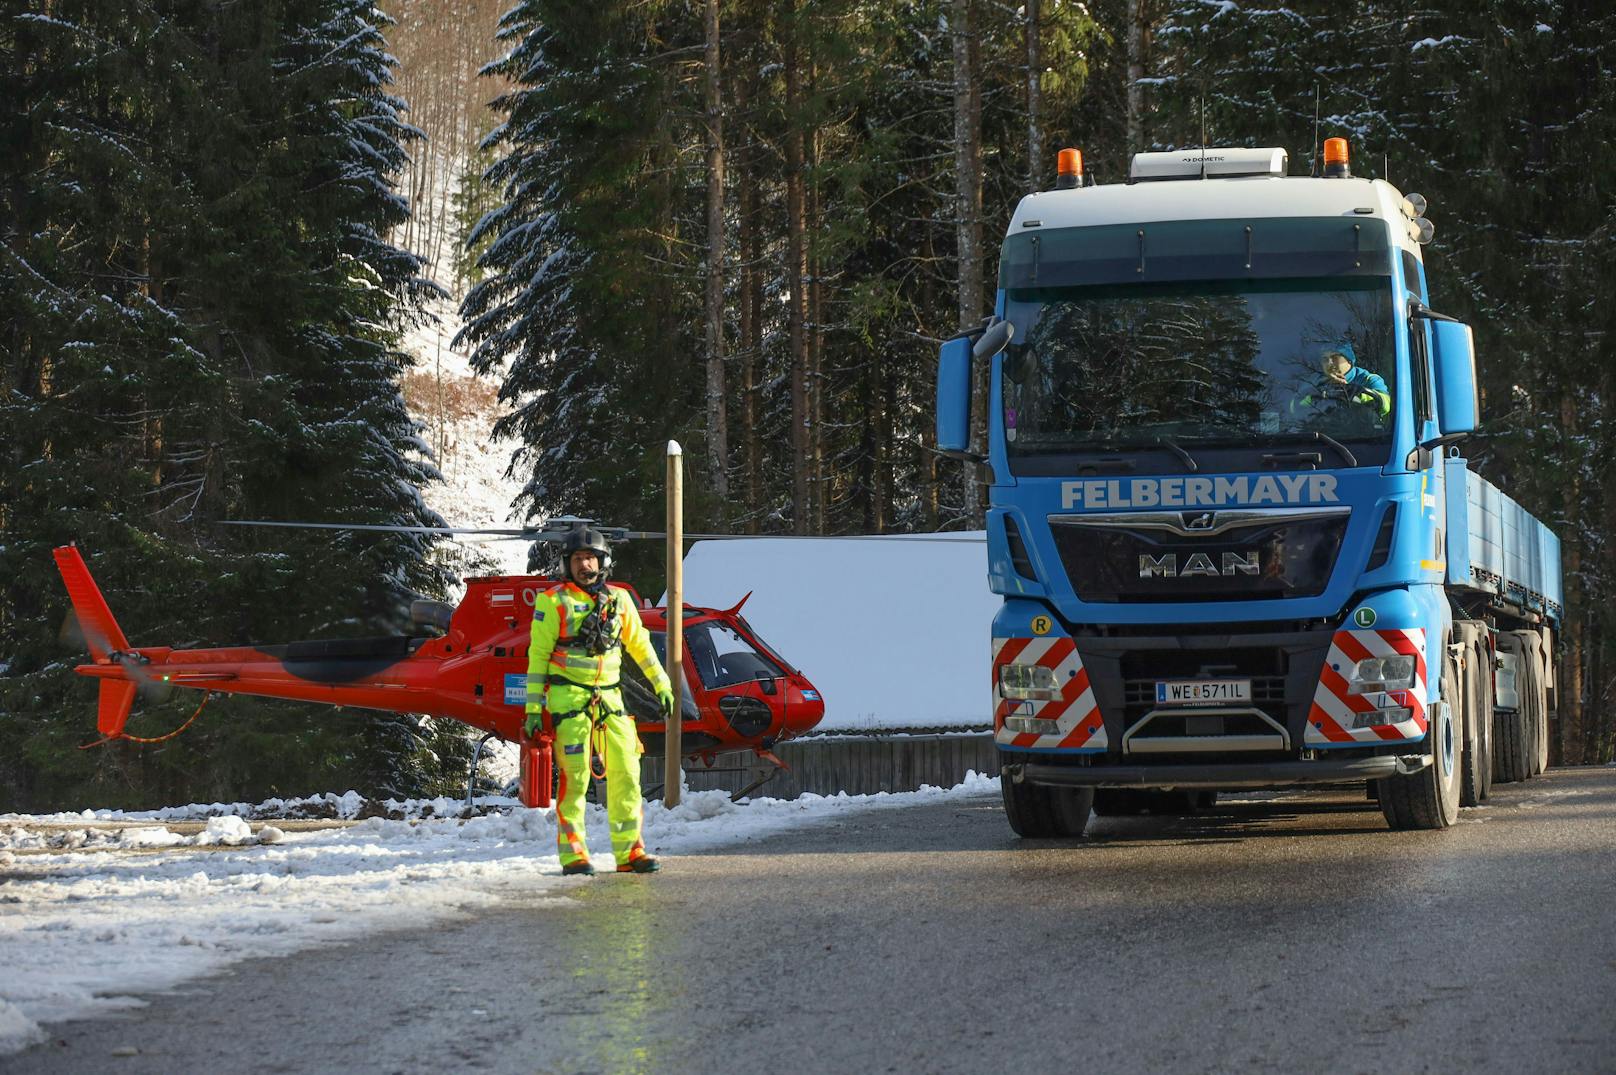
[938,142,1560,836]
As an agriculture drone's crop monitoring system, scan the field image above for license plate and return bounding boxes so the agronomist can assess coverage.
[1155,679,1252,706]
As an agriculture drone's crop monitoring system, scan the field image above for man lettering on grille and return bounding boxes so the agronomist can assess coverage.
[524,527,674,875]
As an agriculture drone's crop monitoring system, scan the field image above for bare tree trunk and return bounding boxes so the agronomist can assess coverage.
[877,360,893,532]
[785,3,810,534]
[952,0,984,525]
[735,73,761,533]
[808,59,825,533]
[1557,394,1582,766]
[703,0,728,503]
[920,228,940,531]
[1026,0,1042,193]
[1126,0,1149,155]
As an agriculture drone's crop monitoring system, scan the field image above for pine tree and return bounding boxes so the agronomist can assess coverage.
[0,0,468,810]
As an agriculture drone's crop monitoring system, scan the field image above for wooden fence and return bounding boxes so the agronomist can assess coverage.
[641,732,999,800]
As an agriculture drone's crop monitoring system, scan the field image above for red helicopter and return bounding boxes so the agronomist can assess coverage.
[53,521,825,808]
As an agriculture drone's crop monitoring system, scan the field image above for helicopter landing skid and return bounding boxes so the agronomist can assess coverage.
[464,732,502,815]
[647,749,789,802]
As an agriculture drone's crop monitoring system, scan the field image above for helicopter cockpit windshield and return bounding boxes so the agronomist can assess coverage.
[625,621,788,722]
[683,620,788,688]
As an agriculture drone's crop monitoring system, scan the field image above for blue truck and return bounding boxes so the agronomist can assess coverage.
[936,143,1561,835]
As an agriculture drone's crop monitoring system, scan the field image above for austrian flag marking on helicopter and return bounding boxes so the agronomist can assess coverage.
[1305,627,1427,745]
[992,636,1107,752]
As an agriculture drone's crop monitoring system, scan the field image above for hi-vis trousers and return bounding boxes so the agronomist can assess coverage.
[549,685,652,870]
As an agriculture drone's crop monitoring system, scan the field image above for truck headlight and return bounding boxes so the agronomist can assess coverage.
[1352,706,1413,729]
[1349,655,1416,692]
[1000,663,1060,701]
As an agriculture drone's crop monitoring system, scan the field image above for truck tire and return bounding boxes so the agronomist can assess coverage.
[1000,758,1094,838]
[1472,638,1493,801]
[1527,633,1550,776]
[1518,646,1541,780]
[1493,634,1531,784]
[1460,637,1491,806]
[1379,658,1463,830]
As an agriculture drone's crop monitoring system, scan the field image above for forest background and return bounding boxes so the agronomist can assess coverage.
[2,0,1611,811]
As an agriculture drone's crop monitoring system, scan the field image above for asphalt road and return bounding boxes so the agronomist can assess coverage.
[11,767,1616,1074]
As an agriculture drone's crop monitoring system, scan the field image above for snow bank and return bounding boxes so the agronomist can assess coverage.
[675,534,997,731]
[0,774,996,1055]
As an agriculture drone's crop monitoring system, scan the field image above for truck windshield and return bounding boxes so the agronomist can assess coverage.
[1001,276,1396,461]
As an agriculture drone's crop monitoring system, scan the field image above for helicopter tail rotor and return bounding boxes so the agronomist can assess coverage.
[53,545,130,662]
[54,546,154,737]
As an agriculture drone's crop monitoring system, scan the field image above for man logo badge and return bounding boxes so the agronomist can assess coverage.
[1140,551,1261,578]
[1182,511,1216,531]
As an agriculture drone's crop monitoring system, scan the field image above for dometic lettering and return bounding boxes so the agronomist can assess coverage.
[1061,474,1337,510]
[1139,551,1262,579]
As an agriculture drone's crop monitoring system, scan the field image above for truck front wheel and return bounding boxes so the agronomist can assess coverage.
[1378,658,1463,830]
[1001,761,1094,838]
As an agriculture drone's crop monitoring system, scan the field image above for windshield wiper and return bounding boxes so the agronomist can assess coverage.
[1189,430,1360,469]
[1296,431,1357,468]
[1250,431,1358,468]
[1017,437,1193,468]
[1152,436,1200,473]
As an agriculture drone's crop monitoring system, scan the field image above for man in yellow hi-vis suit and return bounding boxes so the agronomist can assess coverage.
[525,527,674,876]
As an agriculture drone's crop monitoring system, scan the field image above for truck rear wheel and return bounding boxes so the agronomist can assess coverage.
[1379,658,1463,830]
[1493,634,1531,784]
[1001,758,1094,838]
[1460,636,1492,806]
[1526,632,1550,776]
[1520,645,1542,779]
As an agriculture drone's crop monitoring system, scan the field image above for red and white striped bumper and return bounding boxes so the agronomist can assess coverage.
[1305,628,1428,746]
[992,636,1108,751]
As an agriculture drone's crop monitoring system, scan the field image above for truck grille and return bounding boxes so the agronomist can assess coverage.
[1050,511,1348,603]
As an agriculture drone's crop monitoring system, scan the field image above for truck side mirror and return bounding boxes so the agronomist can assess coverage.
[936,335,973,455]
[937,320,1013,459]
[1429,319,1478,440]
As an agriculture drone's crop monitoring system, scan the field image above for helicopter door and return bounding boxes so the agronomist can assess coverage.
[625,633,698,725]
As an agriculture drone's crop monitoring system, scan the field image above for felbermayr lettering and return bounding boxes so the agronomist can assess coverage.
[1059,474,1339,510]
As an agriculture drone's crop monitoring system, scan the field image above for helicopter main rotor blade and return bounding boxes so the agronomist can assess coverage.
[222,520,984,544]
[221,520,535,537]
[673,533,987,543]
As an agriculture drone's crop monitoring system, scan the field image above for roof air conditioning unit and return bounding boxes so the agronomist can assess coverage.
[1130,147,1288,182]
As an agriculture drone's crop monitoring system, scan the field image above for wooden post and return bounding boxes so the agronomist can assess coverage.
[664,440,684,806]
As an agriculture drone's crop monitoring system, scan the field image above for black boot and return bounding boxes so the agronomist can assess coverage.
[616,856,660,874]
[562,860,596,877]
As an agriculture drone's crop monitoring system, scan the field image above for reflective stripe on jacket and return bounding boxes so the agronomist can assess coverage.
[525,584,670,718]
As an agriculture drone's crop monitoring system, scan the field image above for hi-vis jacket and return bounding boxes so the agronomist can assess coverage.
[525,583,670,722]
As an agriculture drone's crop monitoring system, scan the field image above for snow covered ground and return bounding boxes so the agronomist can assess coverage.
[0,774,996,1055]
